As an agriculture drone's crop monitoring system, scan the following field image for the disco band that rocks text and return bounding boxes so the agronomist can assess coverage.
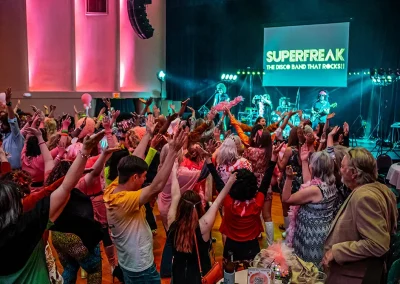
[266,63,346,70]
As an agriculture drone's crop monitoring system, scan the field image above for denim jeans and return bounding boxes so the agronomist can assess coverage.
[120,263,161,284]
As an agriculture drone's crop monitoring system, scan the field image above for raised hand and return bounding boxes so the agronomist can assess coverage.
[62,116,71,129]
[181,98,190,107]
[146,114,158,136]
[145,97,153,106]
[98,107,106,117]
[285,165,296,179]
[74,105,80,114]
[50,105,56,112]
[102,98,111,109]
[150,133,164,149]
[328,126,340,137]
[187,106,195,114]
[102,116,111,130]
[213,127,221,141]
[205,139,219,154]
[30,105,39,113]
[320,132,327,144]
[169,104,175,111]
[82,130,105,154]
[196,145,211,158]
[5,87,12,102]
[343,121,349,134]
[103,146,121,155]
[80,117,87,129]
[327,113,335,120]
[111,110,120,125]
[25,127,42,138]
[152,105,160,115]
[272,141,285,156]
[300,143,310,162]
[169,127,186,152]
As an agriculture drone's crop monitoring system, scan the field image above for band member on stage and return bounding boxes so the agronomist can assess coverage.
[311,90,330,128]
[213,83,230,131]
[213,83,230,106]
[252,94,273,125]
[276,97,290,114]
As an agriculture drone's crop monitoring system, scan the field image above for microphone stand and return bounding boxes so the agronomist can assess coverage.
[198,91,217,117]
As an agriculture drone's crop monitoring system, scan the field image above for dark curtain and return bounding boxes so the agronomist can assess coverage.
[94,98,135,117]
[166,0,400,135]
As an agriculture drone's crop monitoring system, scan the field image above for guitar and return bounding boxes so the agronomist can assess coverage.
[311,102,337,122]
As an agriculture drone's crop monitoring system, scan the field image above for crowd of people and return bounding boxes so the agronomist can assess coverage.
[0,86,398,284]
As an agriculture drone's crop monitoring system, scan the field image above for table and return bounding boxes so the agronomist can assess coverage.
[217,269,248,284]
[387,163,400,190]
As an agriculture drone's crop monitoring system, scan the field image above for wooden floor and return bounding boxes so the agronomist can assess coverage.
[51,193,284,283]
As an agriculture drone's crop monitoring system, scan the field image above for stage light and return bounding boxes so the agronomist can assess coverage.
[237,71,241,75]
[348,72,351,75]
[221,74,226,80]
[257,71,260,75]
[372,78,377,83]
[157,70,166,82]
[247,72,250,75]
[233,75,237,80]
[242,71,246,75]
[228,75,233,80]
[262,72,265,75]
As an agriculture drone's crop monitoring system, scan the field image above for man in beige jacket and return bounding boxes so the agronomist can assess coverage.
[322,147,397,284]
[322,148,397,284]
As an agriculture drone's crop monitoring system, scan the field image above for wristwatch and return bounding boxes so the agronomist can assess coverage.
[6,101,12,107]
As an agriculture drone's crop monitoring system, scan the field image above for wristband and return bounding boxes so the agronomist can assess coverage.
[61,130,68,134]
[61,133,68,137]
[79,150,90,159]
[38,141,46,146]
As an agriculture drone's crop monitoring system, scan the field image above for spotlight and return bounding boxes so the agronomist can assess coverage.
[228,75,233,80]
[221,74,226,80]
[237,71,241,75]
[157,70,166,81]
[233,75,237,81]
[242,71,246,75]
[257,71,261,75]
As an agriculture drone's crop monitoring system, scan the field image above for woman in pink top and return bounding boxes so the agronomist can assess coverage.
[157,144,201,230]
[21,133,60,192]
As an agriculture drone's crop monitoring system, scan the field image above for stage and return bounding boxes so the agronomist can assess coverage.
[350,138,400,162]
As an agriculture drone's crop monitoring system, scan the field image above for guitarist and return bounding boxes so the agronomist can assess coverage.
[311,90,331,128]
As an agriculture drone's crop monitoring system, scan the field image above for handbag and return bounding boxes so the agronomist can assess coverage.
[194,233,223,284]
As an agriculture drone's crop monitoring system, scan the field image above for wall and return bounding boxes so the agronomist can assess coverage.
[0,0,165,114]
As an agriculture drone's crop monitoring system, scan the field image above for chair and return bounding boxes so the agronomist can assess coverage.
[376,154,393,184]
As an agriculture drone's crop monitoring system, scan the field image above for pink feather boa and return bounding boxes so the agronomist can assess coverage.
[286,178,323,246]
[213,96,244,112]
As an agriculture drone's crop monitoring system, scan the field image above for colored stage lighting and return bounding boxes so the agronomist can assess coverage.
[221,74,226,80]
[157,70,166,81]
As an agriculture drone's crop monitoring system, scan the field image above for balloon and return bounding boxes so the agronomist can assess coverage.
[0,92,5,104]
[81,93,92,107]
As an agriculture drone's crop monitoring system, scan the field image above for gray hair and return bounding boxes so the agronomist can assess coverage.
[347,147,377,185]
[309,150,336,186]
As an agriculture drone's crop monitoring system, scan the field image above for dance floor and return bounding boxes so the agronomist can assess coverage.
[50,193,284,283]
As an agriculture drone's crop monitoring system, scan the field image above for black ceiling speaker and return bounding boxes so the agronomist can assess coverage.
[127,0,154,39]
